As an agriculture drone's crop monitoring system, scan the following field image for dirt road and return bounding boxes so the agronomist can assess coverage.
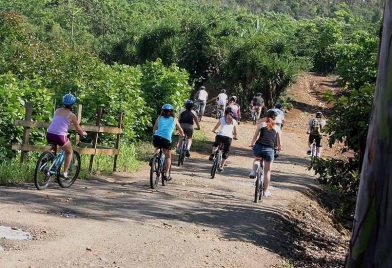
[0,73,348,268]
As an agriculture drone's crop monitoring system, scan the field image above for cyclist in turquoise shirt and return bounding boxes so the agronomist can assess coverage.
[153,104,184,181]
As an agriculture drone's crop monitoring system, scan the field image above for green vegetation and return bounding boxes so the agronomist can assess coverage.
[0,0,381,191]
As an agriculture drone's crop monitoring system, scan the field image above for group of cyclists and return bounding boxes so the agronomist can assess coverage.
[46,90,325,198]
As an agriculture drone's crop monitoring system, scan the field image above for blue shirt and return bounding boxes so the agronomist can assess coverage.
[154,116,175,142]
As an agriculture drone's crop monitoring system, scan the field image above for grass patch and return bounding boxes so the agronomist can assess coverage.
[0,158,35,185]
[190,129,210,152]
[85,141,153,175]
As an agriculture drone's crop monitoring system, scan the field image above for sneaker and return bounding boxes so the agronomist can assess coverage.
[60,172,68,179]
[307,150,311,155]
[185,150,190,157]
[249,170,256,179]
[163,175,172,181]
[263,191,272,197]
[217,166,224,172]
[209,154,214,161]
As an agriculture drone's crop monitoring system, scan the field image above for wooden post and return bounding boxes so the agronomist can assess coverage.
[88,106,103,173]
[74,104,82,145]
[20,102,33,163]
[113,112,124,172]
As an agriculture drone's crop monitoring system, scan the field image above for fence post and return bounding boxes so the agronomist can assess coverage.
[20,102,33,163]
[89,106,103,173]
[113,112,124,172]
[75,104,83,145]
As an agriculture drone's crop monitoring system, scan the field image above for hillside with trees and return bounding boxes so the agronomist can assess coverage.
[0,0,381,226]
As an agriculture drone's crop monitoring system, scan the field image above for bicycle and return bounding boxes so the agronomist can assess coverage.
[149,148,170,189]
[177,134,189,166]
[34,143,81,190]
[254,160,264,203]
[251,108,259,125]
[210,142,224,179]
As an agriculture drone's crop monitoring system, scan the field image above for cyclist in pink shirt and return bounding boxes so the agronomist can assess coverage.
[46,93,87,178]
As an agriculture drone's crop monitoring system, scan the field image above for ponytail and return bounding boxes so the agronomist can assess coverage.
[266,117,276,129]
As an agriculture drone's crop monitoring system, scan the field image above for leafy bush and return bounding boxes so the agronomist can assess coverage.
[0,73,52,159]
[141,59,191,116]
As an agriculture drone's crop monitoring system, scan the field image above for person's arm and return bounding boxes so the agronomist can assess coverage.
[153,116,160,133]
[250,124,261,147]
[276,132,282,151]
[307,119,311,133]
[194,90,200,100]
[233,124,238,139]
[192,112,201,129]
[212,121,221,133]
[70,114,87,136]
[175,118,185,137]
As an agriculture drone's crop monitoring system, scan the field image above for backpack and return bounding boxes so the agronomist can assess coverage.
[310,118,322,135]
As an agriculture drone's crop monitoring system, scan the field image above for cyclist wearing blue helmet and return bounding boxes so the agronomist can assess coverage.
[153,103,184,181]
[46,93,87,178]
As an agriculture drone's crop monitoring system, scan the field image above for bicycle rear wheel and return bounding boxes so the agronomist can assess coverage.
[252,113,257,125]
[34,152,55,190]
[58,150,81,188]
[150,155,160,189]
[177,149,185,166]
[254,168,264,203]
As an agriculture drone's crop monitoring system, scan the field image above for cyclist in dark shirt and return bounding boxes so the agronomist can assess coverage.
[250,93,265,120]
[176,100,201,157]
[249,110,281,197]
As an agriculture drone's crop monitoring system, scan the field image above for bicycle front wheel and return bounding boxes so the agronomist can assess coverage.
[150,156,160,189]
[34,152,55,190]
[177,150,185,166]
[58,150,81,188]
[210,153,219,179]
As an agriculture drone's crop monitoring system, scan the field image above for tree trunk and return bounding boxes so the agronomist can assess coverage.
[346,2,392,267]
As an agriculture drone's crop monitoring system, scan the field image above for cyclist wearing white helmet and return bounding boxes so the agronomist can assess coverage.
[153,104,184,181]
[194,86,208,121]
[176,100,201,157]
[46,93,87,178]
[216,89,228,112]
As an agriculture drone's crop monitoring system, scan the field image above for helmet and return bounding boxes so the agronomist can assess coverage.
[200,86,206,90]
[161,104,174,111]
[230,96,237,102]
[266,110,278,119]
[224,107,233,116]
[62,93,76,106]
[184,99,193,109]
[256,93,263,97]
[275,102,282,109]
[316,111,323,118]
[221,89,226,94]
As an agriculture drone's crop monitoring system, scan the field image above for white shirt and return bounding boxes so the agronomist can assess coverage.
[217,117,237,138]
[197,89,208,101]
[217,93,228,106]
[269,108,284,124]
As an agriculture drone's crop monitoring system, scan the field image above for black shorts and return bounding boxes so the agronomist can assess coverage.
[153,135,172,150]
[213,135,232,159]
[308,134,322,147]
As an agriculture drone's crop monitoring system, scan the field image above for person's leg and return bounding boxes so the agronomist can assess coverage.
[200,101,206,118]
[219,137,232,170]
[316,136,322,157]
[163,148,172,177]
[62,141,73,176]
[263,160,272,192]
[307,135,313,154]
[209,136,220,160]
